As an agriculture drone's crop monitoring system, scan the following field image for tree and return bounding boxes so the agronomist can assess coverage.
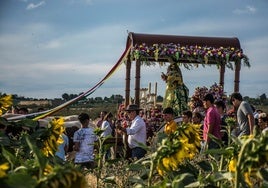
[104,97,109,102]
[69,94,78,100]
[62,93,69,101]
[95,97,103,103]
[79,92,87,101]
[111,94,124,104]
[259,93,267,105]
[156,95,163,102]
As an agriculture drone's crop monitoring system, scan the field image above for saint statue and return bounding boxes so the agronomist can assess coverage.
[161,63,189,116]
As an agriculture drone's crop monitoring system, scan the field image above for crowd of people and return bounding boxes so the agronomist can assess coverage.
[1,92,267,171]
[67,92,267,169]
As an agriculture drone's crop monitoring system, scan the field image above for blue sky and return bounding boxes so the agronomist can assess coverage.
[0,0,267,99]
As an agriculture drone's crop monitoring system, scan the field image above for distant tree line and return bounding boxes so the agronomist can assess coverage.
[1,92,267,120]
[61,93,164,105]
[1,92,267,111]
[7,92,267,105]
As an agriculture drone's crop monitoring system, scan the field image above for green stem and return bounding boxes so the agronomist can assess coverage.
[96,138,104,188]
[234,138,251,188]
[217,154,224,188]
[228,124,231,146]
[148,160,155,187]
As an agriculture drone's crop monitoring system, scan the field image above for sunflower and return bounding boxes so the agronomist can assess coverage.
[0,95,12,115]
[0,162,9,178]
[43,164,54,176]
[41,118,65,157]
[156,123,201,175]
[228,157,236,172]
[244,171,253,188]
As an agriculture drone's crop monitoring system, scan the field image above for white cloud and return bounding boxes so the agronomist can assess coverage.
[81,0,93,4]
[42,40,61,49]
[233,5,256,15]
[1,1,267,99]
[26,1,46,10]
[68,0,94,5]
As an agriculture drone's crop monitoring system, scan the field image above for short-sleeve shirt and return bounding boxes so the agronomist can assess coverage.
[203,106,221,141]
[237,101,253,136]
[101,120,113,137]
[73,127,97,163]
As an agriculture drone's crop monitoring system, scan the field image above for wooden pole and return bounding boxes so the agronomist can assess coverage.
[114,123,118,159]
[234,60,241,92]
[125,56,131,107]
[154,82,157,106]
[135,59,141,106]
[155,82,157,96]
[219,63,225,91]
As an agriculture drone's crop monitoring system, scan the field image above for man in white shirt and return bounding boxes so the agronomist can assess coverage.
[119,104,147,159]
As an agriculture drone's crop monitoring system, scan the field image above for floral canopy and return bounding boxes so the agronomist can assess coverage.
[128,32,250,69]
[124,32,250,106]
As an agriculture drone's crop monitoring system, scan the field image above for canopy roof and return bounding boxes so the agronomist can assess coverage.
[126,32,249,67]
[123,32,250,106]
[127,32,241,49]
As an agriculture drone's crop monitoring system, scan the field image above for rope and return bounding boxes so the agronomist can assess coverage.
[7,43,132,121]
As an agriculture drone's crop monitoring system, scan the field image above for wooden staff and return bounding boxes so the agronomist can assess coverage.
[114,121,118,159]
[155,82,157,96]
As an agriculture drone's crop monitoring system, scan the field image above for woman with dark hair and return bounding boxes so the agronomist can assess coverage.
[101,112,114,137]
[215,100,228,145]
[101,112,114,160]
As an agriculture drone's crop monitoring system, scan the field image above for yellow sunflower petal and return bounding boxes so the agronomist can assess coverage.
[228,158,236,172]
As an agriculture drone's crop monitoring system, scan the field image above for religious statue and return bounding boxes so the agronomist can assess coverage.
[161,63,189,116]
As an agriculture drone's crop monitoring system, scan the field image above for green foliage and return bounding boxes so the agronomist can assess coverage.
[0,117,88,188]
[1,93,268,187]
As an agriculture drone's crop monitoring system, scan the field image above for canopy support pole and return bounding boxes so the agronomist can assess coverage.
[134,59,141,106]
[234,60,241,92]
[219,63,226,91]
[125,57,131,107]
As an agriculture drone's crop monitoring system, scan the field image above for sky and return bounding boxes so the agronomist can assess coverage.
[0,0,267,100]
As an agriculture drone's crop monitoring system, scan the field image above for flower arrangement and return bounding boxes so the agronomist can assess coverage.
[188,86,208,111]
[131,43,250,69]
[209,82,227,103]
[189,83,227,111]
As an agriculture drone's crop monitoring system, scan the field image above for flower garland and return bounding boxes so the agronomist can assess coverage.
[130,43,250,69]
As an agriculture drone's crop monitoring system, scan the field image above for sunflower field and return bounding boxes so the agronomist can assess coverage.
[0,94,268,188]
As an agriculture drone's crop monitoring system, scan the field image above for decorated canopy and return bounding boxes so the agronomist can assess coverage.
[124,32,250,107]
[8,32,250,120]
